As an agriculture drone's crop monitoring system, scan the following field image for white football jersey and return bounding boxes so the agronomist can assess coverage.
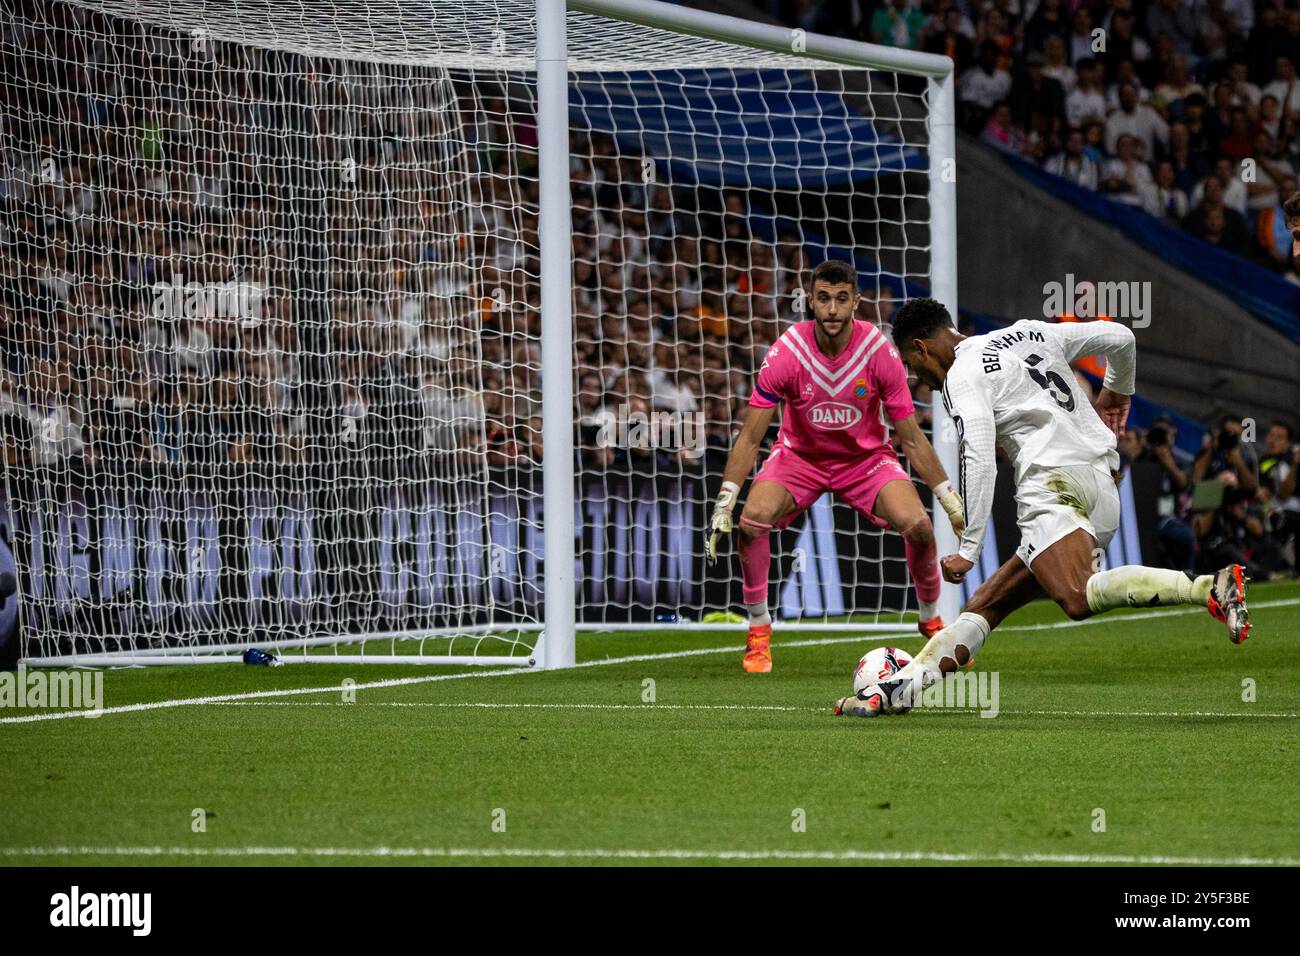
[941,319,1137,562]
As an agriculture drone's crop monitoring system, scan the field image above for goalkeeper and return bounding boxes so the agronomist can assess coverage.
[706,261,965,673]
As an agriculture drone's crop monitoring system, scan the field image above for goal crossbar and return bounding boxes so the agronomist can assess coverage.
[570,0,955,77]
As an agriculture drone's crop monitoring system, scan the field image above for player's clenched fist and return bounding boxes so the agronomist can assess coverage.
[940,554,973,583]
[931,480,966,535]
[705,481,739,565]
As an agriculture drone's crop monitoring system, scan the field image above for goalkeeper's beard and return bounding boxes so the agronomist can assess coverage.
[814,315,851,350]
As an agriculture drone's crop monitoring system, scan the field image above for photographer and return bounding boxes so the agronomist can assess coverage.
[1191,413,1258,495]
[1191,486,1260,578]
[1258,420,1300,573]
[1137,416,1195,571]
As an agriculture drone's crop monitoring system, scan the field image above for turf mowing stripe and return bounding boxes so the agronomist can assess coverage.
[213,701,811,711]
[0,637,892,725]
[4,597,1296,727]
[1,845,1296,865]
[1002,708,1300,718]
[210,700,1300,719]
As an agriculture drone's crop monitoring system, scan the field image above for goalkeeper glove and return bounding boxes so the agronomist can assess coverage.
[706,481,740,566]
[932,480,966,535]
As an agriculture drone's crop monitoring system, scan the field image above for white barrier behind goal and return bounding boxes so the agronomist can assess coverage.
[0,0,957,667]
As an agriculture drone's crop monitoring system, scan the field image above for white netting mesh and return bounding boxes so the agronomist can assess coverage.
[63,0,834,70]
[566,62,934,623]
[0,0,940,662]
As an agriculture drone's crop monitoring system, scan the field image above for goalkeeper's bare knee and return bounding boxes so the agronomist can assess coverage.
[900,514,934,549]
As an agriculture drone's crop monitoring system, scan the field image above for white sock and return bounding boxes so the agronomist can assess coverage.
[890,612,991,696]
[746,602,771,627]
[918,598,939,622]
[1084,566,1212,615]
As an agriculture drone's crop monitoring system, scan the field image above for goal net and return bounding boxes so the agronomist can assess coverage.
[0,0,956,666]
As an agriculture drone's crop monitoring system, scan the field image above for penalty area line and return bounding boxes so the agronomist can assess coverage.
[0,845,1295,866]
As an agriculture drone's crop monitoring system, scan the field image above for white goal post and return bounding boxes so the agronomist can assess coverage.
[0,0,958,669]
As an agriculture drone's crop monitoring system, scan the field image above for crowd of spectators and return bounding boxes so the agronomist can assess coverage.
[1114,412,1300,578]
[0,2,914,485]
[2,0,1296,583]
[761,0,1300,278]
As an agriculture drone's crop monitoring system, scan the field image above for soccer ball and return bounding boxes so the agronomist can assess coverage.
[852,646,913,715]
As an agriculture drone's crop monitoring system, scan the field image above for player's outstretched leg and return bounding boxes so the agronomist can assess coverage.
[882,538,1251,709]
[1085,562,1250,643]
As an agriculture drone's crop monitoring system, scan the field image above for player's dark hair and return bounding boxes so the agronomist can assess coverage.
[808,259,857,291]
[1283,190,1300,227]
[891,297,952,352]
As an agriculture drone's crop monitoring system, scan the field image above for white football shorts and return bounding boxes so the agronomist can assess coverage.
[1014,459,1121,568]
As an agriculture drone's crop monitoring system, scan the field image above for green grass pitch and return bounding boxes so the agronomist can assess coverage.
[2,582,1297,866]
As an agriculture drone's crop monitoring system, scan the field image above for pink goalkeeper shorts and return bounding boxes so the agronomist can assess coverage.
[752,443,910,530]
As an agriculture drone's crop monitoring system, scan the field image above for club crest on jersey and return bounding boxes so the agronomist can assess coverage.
[854,377,867,398]
[802,383,814,399]
[808,402,863,430]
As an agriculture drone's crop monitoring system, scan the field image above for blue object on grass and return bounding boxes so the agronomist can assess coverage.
[243,647,283,667]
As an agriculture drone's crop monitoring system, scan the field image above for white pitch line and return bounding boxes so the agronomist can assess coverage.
[0,636,887,725]
[0,666,533,725]
[993,596,1300,633]
[0,845,1295,866]
[4,596,1297,726]
[209,700,1300,719]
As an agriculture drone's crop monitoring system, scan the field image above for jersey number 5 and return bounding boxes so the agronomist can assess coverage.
[1024,353,1075,412]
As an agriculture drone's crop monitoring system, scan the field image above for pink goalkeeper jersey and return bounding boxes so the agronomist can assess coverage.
[749,319,915,461]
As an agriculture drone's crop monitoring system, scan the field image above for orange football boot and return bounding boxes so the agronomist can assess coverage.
[918,616,945,639]
[743,623,772,673]
[1206,564,1251,644]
